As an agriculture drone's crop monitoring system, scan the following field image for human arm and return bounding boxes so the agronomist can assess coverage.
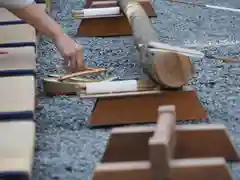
[1,0,86,72]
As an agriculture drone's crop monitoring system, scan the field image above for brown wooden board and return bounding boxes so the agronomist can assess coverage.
[102,124,240,162]
[77,15,132,37]
[93,159,233,180]
[88,88,208,127]
[92,107,239,180]
[76,0,157,36]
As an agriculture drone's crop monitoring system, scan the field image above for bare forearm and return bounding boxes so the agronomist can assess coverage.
[7,3,64,40]
[4,1,86,71]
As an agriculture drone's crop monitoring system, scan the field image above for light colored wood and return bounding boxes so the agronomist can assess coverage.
[149,105,176,180]
[79,86,194,98]
[0,47,36,73]
[151,105,176,144]
[0,24,36,44]
[79,89,162,98]
[43,77,84,95]
[93,161,151,180]
[58,68,106,81]
[0,76,35,115]
[170,158,233,180]
[92,105,237,180]
[93,106,237,180]
[0,157,30,172]
[0,8,20,22]
[91,1,118,6]
[102,124,239,162]
[118,0,194,88]
[0,121,35,176]
[93,158,232,180]
[174,124,240,160]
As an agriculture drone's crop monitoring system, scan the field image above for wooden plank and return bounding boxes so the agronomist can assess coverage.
[102,124,239,162]
[93,161,152,180]
[79,89,163,98]
[170,158,233,180]
[0,76,35,120]
[0,47,36,76]
[0,24,36,47]
[0,121,35,179]
[102,126,153,162]
[174,124,240,161]
[149,105,176,180]
[89,90,207,127]
[0,8,21,22]
[93,158,232,180]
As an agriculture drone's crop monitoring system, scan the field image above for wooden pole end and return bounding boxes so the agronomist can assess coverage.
[158,105,176,114]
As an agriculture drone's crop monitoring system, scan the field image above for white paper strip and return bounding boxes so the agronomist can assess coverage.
[83,7,120,17]
[86,80,138,94]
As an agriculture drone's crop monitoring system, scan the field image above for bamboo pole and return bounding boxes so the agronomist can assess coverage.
[118,0,195,88]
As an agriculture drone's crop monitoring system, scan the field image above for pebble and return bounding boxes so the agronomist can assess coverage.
[33,0,240,179]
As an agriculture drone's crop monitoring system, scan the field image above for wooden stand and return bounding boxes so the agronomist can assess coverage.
[78,86,208,127]
[92,105,240,180]
[75,0,157,37]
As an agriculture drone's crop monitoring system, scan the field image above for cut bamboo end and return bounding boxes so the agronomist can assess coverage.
[153,52,195,88]
[158,105,176,114]
[151,105,176,142]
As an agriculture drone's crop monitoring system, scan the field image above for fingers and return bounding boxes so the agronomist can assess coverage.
[75,47,85,70]
[64,43,86,72]
[70,56,77,72]
[55,33,86,72]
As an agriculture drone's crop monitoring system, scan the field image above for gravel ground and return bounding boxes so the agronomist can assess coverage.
[33,0,240,179]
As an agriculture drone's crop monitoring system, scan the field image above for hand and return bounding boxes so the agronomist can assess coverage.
[54,33,87,72]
